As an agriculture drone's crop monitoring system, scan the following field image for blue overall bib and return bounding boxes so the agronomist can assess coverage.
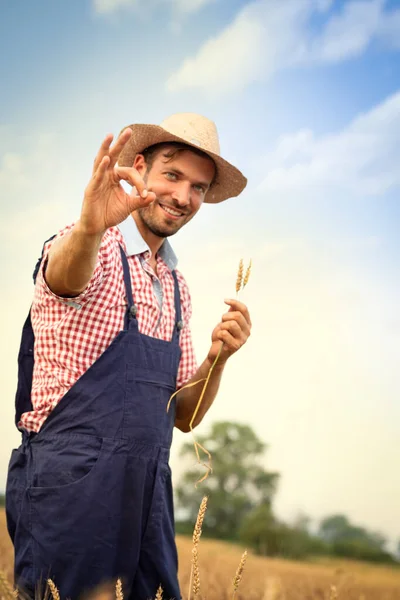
[6,243,183,600]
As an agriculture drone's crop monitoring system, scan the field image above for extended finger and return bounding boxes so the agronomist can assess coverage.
[92,134,114,175]
[108,128,132,169]
[91,155,110,189]
[224,298,252,327]
[114,165,149,198]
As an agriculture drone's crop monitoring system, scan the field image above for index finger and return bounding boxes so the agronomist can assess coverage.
[92,133,114,175]
[224,298,252,327]
[108,127,133,169]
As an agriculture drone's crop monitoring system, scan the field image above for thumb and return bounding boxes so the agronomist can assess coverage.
[114,165,148,199]
[128,188,157,213]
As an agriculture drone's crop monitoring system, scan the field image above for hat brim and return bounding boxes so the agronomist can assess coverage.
[117,124,247,204]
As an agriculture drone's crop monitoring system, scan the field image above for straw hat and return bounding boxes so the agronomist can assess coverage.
[118,112,247,204]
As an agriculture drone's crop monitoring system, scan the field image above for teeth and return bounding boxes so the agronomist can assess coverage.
[162,205,182,217]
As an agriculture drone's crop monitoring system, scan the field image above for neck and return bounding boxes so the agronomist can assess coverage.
[131,211,165,258]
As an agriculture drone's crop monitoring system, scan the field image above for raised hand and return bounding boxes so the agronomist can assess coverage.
[80,129,156,236]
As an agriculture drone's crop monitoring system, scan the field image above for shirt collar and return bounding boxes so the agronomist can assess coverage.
[117,215,178,271]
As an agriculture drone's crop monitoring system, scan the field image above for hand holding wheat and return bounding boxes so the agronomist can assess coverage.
[168,259,252,485]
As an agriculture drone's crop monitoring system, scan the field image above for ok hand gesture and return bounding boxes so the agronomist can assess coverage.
[80,129,156,236]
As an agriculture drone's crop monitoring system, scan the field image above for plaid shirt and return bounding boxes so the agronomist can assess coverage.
[19,216,198,433]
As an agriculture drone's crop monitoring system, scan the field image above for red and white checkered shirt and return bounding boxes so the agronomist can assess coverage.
[20,216,198,433]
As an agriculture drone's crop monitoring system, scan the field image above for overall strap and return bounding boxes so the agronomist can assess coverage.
[119,244,138,330]
[171,270,183,342]
[33,234,57,283]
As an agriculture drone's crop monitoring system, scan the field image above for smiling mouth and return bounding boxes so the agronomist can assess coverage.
[159,203,186,219]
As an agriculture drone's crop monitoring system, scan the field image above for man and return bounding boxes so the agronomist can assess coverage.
[6,113,252,600]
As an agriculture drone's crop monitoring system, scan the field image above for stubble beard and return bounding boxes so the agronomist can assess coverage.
[137,203,179,239]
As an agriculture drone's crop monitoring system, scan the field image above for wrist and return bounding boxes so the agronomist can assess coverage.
[74,219,106,241]
[205,354,227,372]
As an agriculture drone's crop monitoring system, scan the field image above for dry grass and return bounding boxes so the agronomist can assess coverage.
[1,510,400,600]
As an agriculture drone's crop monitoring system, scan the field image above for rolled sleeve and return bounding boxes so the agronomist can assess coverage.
[35,224,108,308]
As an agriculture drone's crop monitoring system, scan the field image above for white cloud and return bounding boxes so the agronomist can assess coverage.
[308,0,387,63]
[167,0,400,96]
[167,10,265,95]
[258,89,400,197]
[93,0,133,13]
[93,0,214,16]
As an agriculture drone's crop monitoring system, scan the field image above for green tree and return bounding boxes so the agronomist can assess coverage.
[175,421,279,540]
[240,506,329,560]
[318,514,395,564]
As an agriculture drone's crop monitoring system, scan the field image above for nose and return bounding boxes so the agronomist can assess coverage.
[171,182,191,208]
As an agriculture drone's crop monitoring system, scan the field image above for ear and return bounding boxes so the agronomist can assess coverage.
[133,153,147,175]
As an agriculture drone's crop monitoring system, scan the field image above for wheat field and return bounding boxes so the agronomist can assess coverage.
[1,510,399,600]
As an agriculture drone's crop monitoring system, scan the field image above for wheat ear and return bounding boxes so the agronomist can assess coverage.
[243,259,252,289]
[115,578,123,600]
[232,549,248,598]
[154,585,163,600]
[188,497,208,600]
[47,579,60,600]
[236,259,244,294]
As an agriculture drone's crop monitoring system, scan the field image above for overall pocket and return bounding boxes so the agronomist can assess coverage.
[27,437,120,596]
[29,433,103,489]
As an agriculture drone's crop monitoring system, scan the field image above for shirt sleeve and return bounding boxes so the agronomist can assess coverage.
[35,224,115,307]
[175,270,198,389]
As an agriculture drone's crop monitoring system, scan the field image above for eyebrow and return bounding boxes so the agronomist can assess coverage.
[166,167,211,189]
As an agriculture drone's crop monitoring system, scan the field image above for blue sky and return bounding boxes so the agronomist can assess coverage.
[1,0,400,550]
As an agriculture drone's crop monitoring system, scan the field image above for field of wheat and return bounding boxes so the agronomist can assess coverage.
[1,510,399,600]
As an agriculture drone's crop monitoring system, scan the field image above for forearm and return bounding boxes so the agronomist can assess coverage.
[45,221,104,297]
[175,356,226,433]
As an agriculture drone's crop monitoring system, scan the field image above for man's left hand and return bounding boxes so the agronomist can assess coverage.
[207,299,252,366]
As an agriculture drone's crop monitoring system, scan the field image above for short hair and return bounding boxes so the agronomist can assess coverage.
[141,142,217,186]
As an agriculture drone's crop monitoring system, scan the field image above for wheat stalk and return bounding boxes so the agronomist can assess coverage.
[47,579,60,600]
[192,548,200,598]
[193,496,208,546]
[232,549,248,599]
[115,578,123,600]
[0,571,16,600]
[236,259,244,294]
[154,585,163,600]
[329,585,338,600]
[243,260,252,289]
[188,497,208,600]
[263,576,281,600]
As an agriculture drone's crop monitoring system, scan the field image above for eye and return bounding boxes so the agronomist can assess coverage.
[165,172,177,181]
[193,184,205,193]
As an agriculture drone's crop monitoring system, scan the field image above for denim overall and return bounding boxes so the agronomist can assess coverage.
[6,243,183,600]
